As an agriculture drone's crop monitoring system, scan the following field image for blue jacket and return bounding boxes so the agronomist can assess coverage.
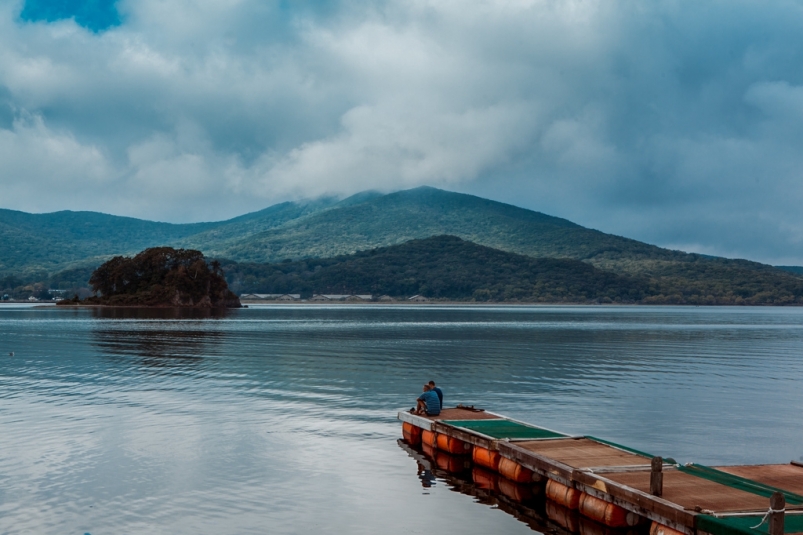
[418,390,441,415]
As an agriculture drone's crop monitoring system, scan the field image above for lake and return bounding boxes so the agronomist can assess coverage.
[1,304,802,534]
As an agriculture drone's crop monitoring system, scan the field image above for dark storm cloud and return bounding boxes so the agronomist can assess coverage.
[1,0,802,263]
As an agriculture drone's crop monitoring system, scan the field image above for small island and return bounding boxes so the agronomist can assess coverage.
[59,247,241,308]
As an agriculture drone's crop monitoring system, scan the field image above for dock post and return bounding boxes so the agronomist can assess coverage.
[650,456,663,497]
[769,491,785,535]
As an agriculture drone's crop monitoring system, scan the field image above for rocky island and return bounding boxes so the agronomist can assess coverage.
[59,247,241,308]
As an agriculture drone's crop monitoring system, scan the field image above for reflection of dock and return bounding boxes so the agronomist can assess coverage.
[398,408,803,535]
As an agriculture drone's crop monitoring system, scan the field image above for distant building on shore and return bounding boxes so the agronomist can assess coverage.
[311,294,373,301]
[408,295,429,302]
[240,293,301,301]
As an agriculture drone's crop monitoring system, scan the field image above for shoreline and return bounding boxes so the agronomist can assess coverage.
[239,300,803,307]
[2,301,802,309]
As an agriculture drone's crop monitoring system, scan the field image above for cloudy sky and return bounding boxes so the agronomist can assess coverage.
[1,0,803,264]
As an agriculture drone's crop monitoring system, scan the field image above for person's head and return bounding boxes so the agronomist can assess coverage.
[422,384,430,392]
[428,381,436,388]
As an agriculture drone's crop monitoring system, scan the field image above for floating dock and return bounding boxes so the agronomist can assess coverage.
[398,407,803,535]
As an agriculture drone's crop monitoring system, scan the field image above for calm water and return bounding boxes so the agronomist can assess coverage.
[1,304,802,534]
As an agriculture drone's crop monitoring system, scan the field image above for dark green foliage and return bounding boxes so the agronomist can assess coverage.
[45,265,96,290]
[78,247,240,308]
[0,274,23,291]
[0,196,344,277]
[776,266,803,275]
[222,236,648,302]
[222,236,803,304]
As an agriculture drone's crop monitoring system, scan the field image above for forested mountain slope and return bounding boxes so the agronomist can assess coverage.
[206,187,794,284]
[222,235,648,303]
[1,187,800,301]
[221,236,803,305]
[0,209,214,274]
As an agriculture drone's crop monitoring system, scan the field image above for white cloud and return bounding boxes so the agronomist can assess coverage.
[1,0,803,261]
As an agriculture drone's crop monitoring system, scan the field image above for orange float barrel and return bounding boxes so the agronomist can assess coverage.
[472,446,501,471]
[435,434,472,455]
[578,493,643,528]
[402,422,422,445]
[546,479,581,509]
[498,457,535,483]
[421,429,437,448]
[650,522,686,535]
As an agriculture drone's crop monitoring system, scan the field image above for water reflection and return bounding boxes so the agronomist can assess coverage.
[90,307,234,320]
[91,309,230,369]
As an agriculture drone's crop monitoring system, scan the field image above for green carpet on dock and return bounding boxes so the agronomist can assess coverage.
[697,513,803,535]
[440,419,567,440]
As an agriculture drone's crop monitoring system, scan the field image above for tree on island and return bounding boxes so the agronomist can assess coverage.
[63,247,240,308]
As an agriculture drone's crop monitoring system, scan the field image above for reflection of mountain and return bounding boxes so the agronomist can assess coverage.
[91,308,230,368]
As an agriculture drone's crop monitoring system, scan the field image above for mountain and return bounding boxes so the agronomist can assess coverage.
[2,187,802,304]
[190,187,802,293]
[221,235,648,303]
[0,197,340,276]
[0,191,385,276]
[220,235,803,304]
[0,209,214,275]
[777,266,803,275]
[182,187,774,277]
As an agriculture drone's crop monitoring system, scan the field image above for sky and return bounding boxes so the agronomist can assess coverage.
[1,0,803,264]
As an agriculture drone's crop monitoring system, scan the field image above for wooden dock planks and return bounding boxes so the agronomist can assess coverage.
[428,408,502,421]
[509,438,651,469]
[715,464,803,497]
[603,469,772,513]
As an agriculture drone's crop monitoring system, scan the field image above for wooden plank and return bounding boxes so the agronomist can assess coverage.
[431,408,502,421]
[603,469,775,513]
[716,464,803,496]
[505,437,652,468]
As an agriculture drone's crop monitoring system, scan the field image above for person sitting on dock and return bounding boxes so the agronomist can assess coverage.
[428,381,443,407]
[416,384,441,416]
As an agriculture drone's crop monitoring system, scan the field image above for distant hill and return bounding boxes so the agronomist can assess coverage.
[2,187,802,305]
[221,236,648,303]
[189,188,798,286]
[777,266,803,275]
[0,209,214,275]
[0,198,341,276]
[0,192,383,277]
[221,236,803,304]
[16,234,803,305]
